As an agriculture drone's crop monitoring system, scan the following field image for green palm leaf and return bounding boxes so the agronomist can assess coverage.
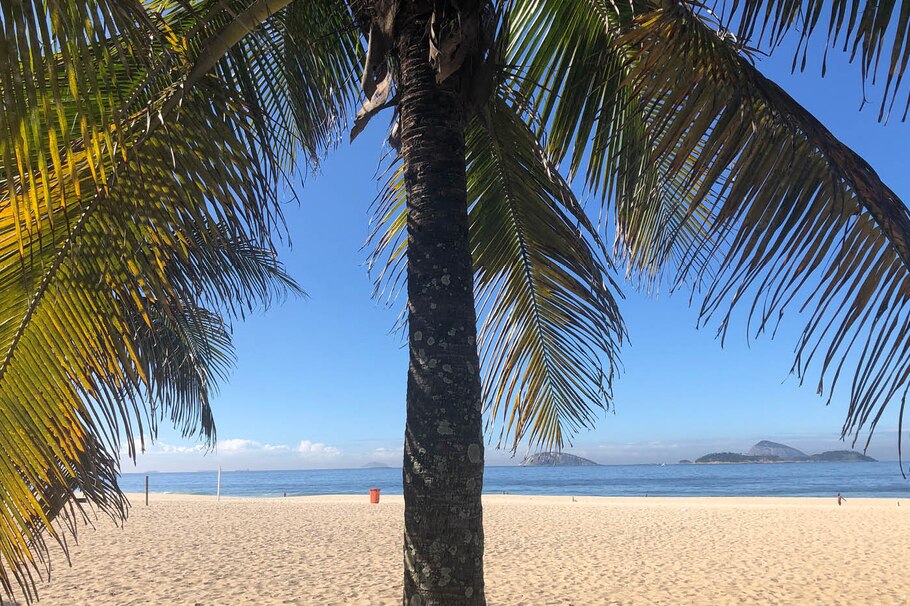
[709,0,910,121]
[196,0,363,170]
[508,0,715,290]
[511,0,910,451]
[0,1,312,597]
[369,85,626,451]
[617,3,910,449]
[470,89,625,450]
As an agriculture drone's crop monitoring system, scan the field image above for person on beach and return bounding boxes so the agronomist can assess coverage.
[837,492,846,506]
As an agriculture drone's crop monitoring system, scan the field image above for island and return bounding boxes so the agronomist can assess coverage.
[809,450,877,462]
[747,440,809,461]
[696,452,780,464]
[693,441,876,464]
[520,452,599,466]
[361,461,393,468]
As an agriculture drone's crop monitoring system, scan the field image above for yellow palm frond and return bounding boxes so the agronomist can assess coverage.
[0,1,322,598]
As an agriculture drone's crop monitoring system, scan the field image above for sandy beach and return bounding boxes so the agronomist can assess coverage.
[5,494,910,605]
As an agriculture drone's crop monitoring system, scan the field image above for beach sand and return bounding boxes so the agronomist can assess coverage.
[5,494,910,605]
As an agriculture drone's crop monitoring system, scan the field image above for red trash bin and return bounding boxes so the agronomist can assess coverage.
[370,488,381,504]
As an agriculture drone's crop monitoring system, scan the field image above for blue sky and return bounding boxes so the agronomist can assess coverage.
[123,35,910,472]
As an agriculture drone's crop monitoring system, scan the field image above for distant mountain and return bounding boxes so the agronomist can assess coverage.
[694,441,876,464]
[747,440,809,461]
[678,460,693,464]
[746,440,809,461]
[361,462,392,468]
[696,452,780,464]
[809,450,877,462]
[520,452,599,466]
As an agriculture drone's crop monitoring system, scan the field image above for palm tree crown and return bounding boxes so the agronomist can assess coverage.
[0,0,908,602]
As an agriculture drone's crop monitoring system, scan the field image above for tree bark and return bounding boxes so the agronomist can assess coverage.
[396,6,486,606]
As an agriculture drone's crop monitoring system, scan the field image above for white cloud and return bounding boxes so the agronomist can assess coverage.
[213,438,341,457]
[120,439,206,456]
[218,438,260,452]
[119,436,344,472]
[160,443,206,454]
[217,438,290,453]
[297,440,341,457]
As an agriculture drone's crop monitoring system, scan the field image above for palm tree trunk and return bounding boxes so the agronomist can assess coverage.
[396,6,486,606]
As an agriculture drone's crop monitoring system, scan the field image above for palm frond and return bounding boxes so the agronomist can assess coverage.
[368,86,626,450]
[510,0,910,455]
[201,0,363,170]
[507,0,715,291]
[367,154,409,307]
[703,0,910,121]
[141,223,303,439]
[616,3,910,452]
[507,0,632,195]
[470,90,626,450]
[0,1,310,597]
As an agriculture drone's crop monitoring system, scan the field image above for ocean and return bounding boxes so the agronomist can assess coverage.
[120,461,910,499]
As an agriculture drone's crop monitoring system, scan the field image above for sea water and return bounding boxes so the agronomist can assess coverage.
[119,462,910,499]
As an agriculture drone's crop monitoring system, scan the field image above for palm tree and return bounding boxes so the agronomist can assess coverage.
[1,0,909,604]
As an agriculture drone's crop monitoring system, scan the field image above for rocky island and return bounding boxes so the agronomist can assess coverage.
[809,450,877,462]
[696,452,780,463]
[694,441,875,464]
[747,440,809,461]
[520,452,599,466]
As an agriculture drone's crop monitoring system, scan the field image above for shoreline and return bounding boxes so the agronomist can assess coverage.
[126,491,905,503]
[119,462,910,500]
[124,491,908,504]
[122,459,901,473]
